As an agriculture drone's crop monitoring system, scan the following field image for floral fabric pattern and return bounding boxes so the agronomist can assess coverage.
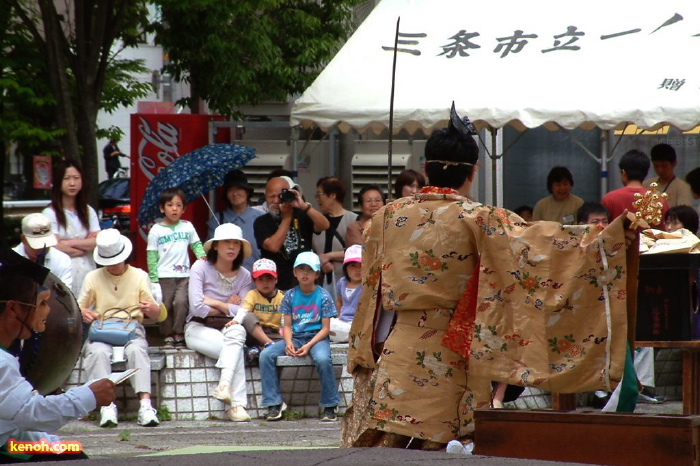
[344,188,629,444]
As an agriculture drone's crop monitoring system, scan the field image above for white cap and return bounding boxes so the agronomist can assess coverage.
[21,213,57,250]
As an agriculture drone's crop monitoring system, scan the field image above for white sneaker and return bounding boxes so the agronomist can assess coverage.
[213,384,232,405]
[226,406,251,422]
[138,406,160,427]
[99,403,118,427]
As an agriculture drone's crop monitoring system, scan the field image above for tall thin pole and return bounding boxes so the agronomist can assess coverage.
[387,17,400,201]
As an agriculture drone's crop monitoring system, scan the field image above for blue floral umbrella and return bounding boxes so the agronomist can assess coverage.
[137,143,256,225]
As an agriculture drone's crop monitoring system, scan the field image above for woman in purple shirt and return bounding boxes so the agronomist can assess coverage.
[186,224,253,422]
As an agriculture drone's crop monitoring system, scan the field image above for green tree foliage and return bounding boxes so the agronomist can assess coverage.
[7,0,153,204]
[152,0,363,117]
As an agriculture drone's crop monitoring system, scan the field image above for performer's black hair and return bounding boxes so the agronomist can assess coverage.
[424,103,479,189]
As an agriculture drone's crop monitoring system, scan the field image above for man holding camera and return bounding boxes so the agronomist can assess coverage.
[254,176,329,290]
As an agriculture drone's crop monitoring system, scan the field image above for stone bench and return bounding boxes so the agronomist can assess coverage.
[64,344,353,421]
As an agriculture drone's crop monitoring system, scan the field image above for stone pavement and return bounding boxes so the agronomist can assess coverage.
[51,400,683,464]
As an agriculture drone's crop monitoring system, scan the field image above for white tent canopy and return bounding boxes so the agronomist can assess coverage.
[291,0,700,135]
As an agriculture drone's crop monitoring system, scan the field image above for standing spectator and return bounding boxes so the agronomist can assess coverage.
[312,177,357,293]
[148,188,207,348]
[103,138,124,179]
[0,247,115,462]
[78,229,161,428]
[42,160,100,294]
[259,252,340,422]
[186,224,253,422]
[207,170,263,271]
[394,169,425,199]
[13,213,73,292]
[643,143,693,208]
[602,150,669,227]
[345,185,385,246]
[252,169,295,214]
[532,166,584,223]
[685,167,700,199]
[254,177,329,291]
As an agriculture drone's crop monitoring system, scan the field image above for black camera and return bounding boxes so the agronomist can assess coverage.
[279,189,297,204]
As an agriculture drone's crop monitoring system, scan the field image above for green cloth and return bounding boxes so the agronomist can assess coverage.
[616,341,640,412]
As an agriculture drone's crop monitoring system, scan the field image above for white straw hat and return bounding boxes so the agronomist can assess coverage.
[93,229,133,266]
[203,223,252,258]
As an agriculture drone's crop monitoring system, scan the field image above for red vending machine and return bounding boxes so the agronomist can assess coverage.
[129,113,228,270]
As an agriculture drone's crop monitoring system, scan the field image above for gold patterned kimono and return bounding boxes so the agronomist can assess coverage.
[343,188,629,445]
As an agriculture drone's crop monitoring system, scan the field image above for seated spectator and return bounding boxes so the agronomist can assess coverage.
[576,202,609,228]
[394,169,425,199]
[78,229,161,428]
[13,213,73,292]
[345,185,385,246]
[665,205,699,234]
[232,259,285,363]
[259,252,340,422]
[331,245,363,343]
[0,247,115,462]
[207,170,263,271]
[532,167,584,223]
[512,205,533,222]
[186,224,253,422]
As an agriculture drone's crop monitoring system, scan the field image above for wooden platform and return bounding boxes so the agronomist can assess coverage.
[474,409,700,466]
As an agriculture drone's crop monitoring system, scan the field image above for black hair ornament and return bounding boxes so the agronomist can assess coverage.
[448,101,477,136]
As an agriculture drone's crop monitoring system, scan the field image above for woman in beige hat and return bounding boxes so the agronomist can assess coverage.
[78,229,161,428]
[186,223,253,422]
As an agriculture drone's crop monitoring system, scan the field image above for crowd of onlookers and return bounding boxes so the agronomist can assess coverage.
[6,142,695,444]
[7,156,430,430]
[511,143,699,407]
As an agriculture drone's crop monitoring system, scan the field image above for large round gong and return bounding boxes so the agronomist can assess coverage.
[19,272,83,395]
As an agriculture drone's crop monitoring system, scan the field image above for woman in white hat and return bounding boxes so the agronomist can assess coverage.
[186,223,253,422]
[78,229,161,428]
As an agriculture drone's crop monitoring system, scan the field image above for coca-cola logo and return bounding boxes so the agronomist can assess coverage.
[136,117,180,181]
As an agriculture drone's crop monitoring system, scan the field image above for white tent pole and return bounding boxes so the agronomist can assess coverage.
[291,125,299,178]
[488,128,503,207]
[484,128,493,205]
[495,129,503,207]
[600,130,610,197]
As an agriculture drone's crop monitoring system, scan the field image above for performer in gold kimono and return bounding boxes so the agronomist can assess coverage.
[342,105,632,448]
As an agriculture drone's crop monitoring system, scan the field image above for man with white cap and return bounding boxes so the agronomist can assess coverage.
[13,213,73,292]
[78,229,161,428]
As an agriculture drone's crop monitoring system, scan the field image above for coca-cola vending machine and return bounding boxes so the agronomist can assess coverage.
[129,113,228,270]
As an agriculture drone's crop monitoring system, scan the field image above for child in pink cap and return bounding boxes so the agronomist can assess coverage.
[331,245,362,343]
